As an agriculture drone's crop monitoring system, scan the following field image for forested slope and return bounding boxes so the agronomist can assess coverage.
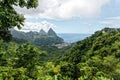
[1,28,120,80]
[60,28,120,80]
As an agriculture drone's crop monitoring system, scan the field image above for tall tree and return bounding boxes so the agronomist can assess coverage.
[0,0,38,42]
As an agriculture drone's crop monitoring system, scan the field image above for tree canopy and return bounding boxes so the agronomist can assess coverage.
[59,28,120,80]
[1,27,120,80]
[0,0,38,42]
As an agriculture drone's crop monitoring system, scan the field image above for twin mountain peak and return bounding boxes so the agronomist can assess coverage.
[39,28,57,37]
[11,28,72,48]
[10,28,59,39]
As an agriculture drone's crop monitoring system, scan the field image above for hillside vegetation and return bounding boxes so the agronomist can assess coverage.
[60,28,120,80]
[0,28,120,80]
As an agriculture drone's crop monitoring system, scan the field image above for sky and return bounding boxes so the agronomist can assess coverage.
[15,0,120,34]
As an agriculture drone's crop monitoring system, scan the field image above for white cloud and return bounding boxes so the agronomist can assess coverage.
[15,0,109,20]
[99,16,120,28]
[15,21,56,32]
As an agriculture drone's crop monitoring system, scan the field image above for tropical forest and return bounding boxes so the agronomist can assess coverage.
[0,0,120,80]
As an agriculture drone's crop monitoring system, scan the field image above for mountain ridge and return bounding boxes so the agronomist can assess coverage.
[11,28,64,46]
[39,29,47,35]
[48,28,57,37]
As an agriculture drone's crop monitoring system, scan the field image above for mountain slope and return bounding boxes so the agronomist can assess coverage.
[39,29,47,35]
[59,28,120,79]
[11,29,64,46]
[48,28,57,37]
[11,29,27,40]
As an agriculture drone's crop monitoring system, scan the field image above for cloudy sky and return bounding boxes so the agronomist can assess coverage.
[15,0,120,33]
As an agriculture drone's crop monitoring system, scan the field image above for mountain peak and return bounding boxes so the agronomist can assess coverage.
[48,28,57,37]
[39,29,47,35]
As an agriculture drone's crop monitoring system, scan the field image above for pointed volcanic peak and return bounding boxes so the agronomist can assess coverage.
[47,28,57,37]
[39,29,47,35]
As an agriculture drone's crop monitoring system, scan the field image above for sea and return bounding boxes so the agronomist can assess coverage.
[58,33,91,43]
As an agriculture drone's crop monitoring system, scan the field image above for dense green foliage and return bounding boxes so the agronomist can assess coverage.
[3,1,120,79]
[0,0,38,42]
[38,45,71,62]
[0,40,72,80]
[60,28,120,80]
[1,28,120,80]
[0,41,47,79]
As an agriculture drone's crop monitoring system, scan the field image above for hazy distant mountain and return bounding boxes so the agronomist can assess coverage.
[48,28,57,37]
[39,29,47,35]
[10,29,27,40]
[11,29,64,46]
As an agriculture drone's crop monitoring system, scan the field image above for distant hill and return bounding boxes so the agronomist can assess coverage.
[11,28,64,46]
